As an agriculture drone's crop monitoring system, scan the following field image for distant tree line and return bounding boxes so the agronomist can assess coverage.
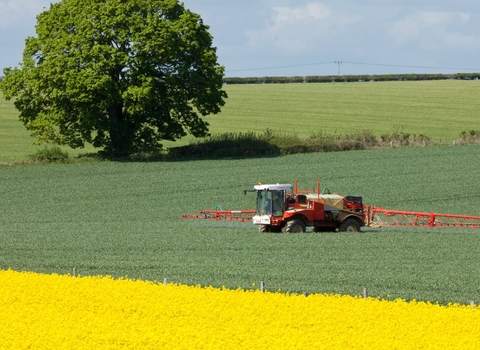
[223,73,480,84]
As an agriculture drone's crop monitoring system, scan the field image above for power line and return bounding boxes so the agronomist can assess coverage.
[334,61,342,76]
[227,61,334,73]
[225,61,480,74]
[343,61,480,72]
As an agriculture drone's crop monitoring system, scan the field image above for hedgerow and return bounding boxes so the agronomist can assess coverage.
[166,128,437,159]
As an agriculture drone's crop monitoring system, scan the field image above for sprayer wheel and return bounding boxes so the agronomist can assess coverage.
[284,220,306,233]
[258,225,269,233]
[338,218,361,232]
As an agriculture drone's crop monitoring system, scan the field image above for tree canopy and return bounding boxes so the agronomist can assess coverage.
[0,0,227,156]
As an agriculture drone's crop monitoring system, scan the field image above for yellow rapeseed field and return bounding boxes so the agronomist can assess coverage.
[0,269,479,349]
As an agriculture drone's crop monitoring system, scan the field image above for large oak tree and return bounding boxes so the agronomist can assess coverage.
[0,0,227,156]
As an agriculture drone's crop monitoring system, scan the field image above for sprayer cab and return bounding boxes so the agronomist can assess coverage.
[253,184,293,226]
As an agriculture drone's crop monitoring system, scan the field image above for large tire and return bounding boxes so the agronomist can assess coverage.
[283,220,306,233]
[259,225,282,233]
[258,225,269,233]
[338,218,361,232]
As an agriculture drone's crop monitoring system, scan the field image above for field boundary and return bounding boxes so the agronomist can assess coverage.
[59,267,477,310]
[165,128,480,160]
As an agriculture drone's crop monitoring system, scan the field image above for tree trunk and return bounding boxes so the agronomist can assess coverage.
[107,103,134,156]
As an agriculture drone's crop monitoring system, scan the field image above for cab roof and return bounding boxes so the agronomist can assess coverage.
[254,183,292,191]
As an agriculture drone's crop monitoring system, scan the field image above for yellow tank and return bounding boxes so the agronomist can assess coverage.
[306,193,345,210]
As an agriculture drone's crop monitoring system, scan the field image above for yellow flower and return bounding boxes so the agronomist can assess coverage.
[1,269,479,349]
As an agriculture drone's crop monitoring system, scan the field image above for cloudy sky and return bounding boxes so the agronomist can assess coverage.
[1,0,480,77]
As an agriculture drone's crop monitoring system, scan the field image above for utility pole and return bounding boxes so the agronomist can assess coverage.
[334,61,342,76]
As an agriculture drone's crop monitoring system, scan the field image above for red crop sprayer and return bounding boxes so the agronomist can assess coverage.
[181,180,480,232]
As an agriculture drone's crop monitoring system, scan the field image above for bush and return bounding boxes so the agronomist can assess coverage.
[379,126,432,147]
[457,130,480,144]
[29,146,69,162]
[167,132,279,159]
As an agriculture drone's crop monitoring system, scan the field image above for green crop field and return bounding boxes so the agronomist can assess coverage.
[2,80,480,162]
[2,145,480,304]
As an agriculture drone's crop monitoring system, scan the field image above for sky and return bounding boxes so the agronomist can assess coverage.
[1,0,480,77]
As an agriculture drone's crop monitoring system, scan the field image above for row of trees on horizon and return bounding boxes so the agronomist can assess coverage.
[223,72,480,84]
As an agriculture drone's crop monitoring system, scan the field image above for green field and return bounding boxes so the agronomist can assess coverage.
[2,80,480,162]
[2,145,480,304]
[0,92,97,162]
[211,80,480,143]
[0,92,36,162]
